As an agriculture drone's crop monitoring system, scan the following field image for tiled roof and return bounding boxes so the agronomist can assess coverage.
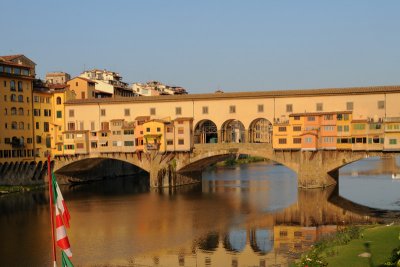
[65,85,400,105]
[0,54,24,61]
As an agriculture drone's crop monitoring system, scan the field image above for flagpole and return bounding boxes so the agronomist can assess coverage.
[48,155,57,267]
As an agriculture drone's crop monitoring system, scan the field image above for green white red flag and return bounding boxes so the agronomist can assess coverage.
[52,173,71,228]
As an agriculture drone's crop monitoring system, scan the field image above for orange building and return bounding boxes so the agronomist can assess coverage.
[66,77,97,99]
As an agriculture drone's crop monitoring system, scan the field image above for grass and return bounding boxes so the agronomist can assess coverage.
[0,184,45,195]
[324,225,400,266]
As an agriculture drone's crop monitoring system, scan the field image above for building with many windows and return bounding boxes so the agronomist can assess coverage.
[0,55,36,163]
[45,72,71,85]
[80,69,135,98]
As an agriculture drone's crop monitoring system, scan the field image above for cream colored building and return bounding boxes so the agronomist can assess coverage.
[0,55,36,163]
[80,69,135,97]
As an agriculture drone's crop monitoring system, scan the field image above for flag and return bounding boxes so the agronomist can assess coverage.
[52,173,71,228]
[61,250,74,267]
[55,206,73,258]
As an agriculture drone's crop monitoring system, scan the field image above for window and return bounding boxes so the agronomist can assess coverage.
[146,127,150,132]
[278,126,287,132]
[202,106,208,114]
[11,121,18,130]
[57,145,62,151]
[4,95,7,101]
[81,92,85,99]
[323,137,334,143]
[91,142,98,148]
[124,130,134,135]
[307,116,315,121]
[279,231,288,237]
[293,138,302,144]
[112,141,118,147]
[10,80,15,91]
[156,127,161,132]
[229,105,236,113]
[79,121,84,130]
[17,81,23,92]
[150,108,156,115]
[258,104,264,113]
[324,114,333,120]
[69,109,74,117]
[18,95,23,102]
[167,140,173,145]
[343,114,349,120]
[43,122,49,132]
[36,135,42,144]
[316,103,323,111]
[389,139,397,145]
[293,116,300,120]
[100,109,106,116]
[101,122,109,131]
[286,104,293,113]
[346,102,353,111]
[166,127,173,133]
[67,122,75,131]
[18,108,23,115]
[19,122,24,129]
[11,107,17,115]
[124,109,130,116]
[56,97,62,105]
[178,127,184,134]
[11,94,16,102]
[124,141,134,146]
[36,122,39,129]
[4,108,7,115]
[353,123,365,130]
[56,111,62,118]
[278,138,287,144]
[14,68,21,75]
[64,144,74,150]
[293,126,301,131]
[76,143,84,149]
[378,100,385,109]
[175,107,182,115]
[178,139,184,145]
[304,137,313,143]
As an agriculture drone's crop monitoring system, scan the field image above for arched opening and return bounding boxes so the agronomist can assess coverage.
[224,229,247,252]
[221,119,245,143]
[194,119,218,144]
[248,118,272,143]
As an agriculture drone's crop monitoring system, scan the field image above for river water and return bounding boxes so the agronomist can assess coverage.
[1,157,400,267]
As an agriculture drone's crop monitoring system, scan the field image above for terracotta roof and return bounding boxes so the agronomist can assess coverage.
[69,77,97,84]
[0,54,24,61]
[135,116,150,121]
[48,84,69,90]
[174,117,194,121]
[65,85,400,105]
[290,111,352,117]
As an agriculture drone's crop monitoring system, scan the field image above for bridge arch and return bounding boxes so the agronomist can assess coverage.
[220,119,246,143]
[193,119,218,144]
[248,118,272,143]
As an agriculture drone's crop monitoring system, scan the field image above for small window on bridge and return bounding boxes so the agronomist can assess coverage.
[258,104,264,112]
[286,104,293,113]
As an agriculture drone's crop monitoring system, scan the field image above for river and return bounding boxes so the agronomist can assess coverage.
[0,157,399,266]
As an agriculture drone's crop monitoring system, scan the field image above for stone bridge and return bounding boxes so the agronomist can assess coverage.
[53,143,399,188]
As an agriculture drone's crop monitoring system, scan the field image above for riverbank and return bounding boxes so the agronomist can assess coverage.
[295,224,400,266]
[0,184,45,195]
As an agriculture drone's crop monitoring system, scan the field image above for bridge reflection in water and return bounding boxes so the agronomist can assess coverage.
[1,161,400,266]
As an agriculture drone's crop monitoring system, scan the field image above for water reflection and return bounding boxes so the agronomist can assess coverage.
[0,161,400,266]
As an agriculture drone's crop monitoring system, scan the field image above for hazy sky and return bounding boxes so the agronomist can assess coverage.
[1,1,399,93]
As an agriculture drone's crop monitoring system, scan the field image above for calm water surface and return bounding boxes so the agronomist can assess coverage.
[1,158,399,267]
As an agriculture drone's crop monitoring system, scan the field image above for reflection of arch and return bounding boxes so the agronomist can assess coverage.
[221,120,245,143]
[250,229,273,254]
[197,232,219,251]
[224,229,247,252]
[194,120,218,144]
[248,118,272,143]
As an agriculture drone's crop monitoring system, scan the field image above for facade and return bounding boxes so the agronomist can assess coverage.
[132,81,187,96]
[383,117,400,151]
[0,55,36,163]
[66,77,97,100]
[80,69,135,98]
[45,72,71,85]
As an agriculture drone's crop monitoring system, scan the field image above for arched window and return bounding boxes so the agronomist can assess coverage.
[18,108,24,115]
[11,94,16,102]
[10,80,16,91]
[18,95,23,102]
[19,122,24,129]
[18,81,23,92]
[11,107,17,115]
[11,121,17,130]
[56,97,62,105]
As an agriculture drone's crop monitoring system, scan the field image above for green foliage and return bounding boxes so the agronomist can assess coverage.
[224,158,237,166]
[297,249,328,267]
[380,245,400,267]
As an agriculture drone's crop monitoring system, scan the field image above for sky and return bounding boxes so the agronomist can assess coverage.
[1,0,400,93]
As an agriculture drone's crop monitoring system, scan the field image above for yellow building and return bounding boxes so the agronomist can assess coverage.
[66,77,98,99]
[143,119,167,153]
[384,117,400,151]
[0,55,36,163]
[336,112,353,150]
[272,115,303,150]
[51,85,76,156]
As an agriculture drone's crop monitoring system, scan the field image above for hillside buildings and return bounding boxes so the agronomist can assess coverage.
[132,81,187,96]
[45,72,71,85]
[80,69,136,98]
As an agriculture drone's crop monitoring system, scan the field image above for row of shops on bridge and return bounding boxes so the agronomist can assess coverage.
[58,111,400,157]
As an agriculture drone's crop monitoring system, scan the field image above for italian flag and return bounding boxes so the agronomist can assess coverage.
[55,206,73,258]
[52,173,71,228]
